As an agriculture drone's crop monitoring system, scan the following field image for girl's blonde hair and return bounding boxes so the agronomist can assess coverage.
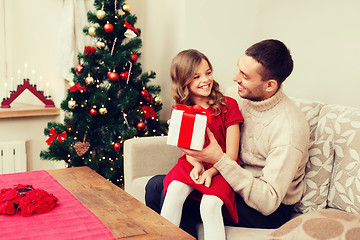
[170,49,226,115]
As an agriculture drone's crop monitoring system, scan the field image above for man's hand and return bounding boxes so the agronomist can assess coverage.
[180,128,224,165]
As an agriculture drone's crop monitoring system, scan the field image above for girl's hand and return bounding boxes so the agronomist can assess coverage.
[190,163,205,184]
[198,170,213,187]
[198,168,218,187]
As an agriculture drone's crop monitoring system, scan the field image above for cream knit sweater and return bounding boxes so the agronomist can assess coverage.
[215,87,310,216]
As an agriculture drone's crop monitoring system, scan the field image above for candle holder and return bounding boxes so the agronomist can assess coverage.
[1,79,55,108]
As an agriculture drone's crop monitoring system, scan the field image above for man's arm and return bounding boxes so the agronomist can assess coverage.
[181,127,306,216]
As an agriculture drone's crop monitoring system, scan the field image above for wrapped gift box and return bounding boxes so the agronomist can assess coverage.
[167,105,208,150]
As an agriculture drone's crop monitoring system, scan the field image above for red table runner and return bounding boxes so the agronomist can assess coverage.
[0,170,116,240]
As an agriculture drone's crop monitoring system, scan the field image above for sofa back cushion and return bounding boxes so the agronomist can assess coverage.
[321,105,360,213]
[291,99,336,213]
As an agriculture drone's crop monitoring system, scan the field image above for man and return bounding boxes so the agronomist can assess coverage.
[145,39,310,238]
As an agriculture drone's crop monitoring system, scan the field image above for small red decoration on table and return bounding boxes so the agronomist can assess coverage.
[0,184,58,217]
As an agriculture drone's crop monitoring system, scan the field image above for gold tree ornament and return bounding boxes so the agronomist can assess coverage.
[154,95,162,105]
[96,41,105,49]
[88,26,96,36]
[99,106,108,115]
[68,99,77,109]
[96,9,106,20]
[85,75,94,85]
[122,3,131,13]
[68,81,75,88]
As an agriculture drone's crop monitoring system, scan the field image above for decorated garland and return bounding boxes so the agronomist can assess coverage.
[0,184,58,217]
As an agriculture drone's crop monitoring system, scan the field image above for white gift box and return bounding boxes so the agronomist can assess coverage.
[166,109,207,150]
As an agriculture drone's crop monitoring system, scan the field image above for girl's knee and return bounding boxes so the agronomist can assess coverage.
[200,195,223,214]
[166,181,193,199]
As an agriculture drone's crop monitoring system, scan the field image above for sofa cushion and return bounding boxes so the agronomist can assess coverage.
[321,105,360,213]
[290,98,335,213]
[126,176,153,203]
[265,209,360,240]
[290,98,324,144]
[295,139,334,213]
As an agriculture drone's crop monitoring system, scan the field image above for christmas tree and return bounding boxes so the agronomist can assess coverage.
[41,0,168,188]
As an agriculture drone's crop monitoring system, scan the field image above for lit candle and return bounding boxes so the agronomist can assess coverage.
[46,82,49,97]
[39,76,43,91]
[24,64,28,79]
[10,77,14,92]
[17,70,21,85]
[31,70,36,85]
[4,83,7,99]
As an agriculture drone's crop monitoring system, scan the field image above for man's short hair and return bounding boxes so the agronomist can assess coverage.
[245,39,293,84]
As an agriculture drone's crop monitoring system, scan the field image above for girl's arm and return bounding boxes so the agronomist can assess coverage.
[225,123,241,161]
[186,155,205,183]
[200,123,240,187]
[206,123,240,174]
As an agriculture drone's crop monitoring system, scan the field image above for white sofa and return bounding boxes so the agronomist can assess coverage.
[124,86,360,239]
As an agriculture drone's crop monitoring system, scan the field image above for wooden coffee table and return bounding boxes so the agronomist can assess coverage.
[47,166,195,240]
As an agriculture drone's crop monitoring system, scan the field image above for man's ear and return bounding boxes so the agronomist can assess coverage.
[265,79,278,92]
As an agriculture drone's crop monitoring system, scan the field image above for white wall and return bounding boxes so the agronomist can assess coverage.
[130,0,360,120]
[0,0,65,171]
[1,0,359,171]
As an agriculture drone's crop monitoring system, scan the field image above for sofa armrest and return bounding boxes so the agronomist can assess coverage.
[124,136,183,201]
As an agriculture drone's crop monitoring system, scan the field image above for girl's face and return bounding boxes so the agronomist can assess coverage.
[188,59,213,104]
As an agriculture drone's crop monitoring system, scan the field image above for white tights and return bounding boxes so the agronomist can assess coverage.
[161,181,226,240]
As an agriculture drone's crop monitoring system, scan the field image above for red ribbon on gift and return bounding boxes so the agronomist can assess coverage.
[69,83,87,92]
[174,104,212,124]
[124,19,139,34]
[46,128,67,145]
[173,104,210,150]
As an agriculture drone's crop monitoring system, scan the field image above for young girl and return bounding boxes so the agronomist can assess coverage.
[161,49,244,240]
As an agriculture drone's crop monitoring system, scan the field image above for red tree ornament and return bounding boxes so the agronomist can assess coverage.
[141,106,157,119]
[141,89,153,103]
[141,89,149,98]
[137,121,146,131]
[131,54,138,62]
[113,142,122,152]
[84,45,96,55]
[107,71,112,78]
[120,71,129,80]
[108,72,119,81]
[90,108,98,116]
[104,22,114,33]
[76,64,83,73]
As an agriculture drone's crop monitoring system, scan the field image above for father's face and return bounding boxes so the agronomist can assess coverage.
[233,55,268,101]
